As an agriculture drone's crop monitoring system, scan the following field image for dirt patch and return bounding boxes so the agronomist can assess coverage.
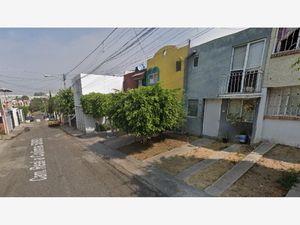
[156,155,201,176]
[155,141,234,176]
[117,135,187,161]
[222,144,300,197]
[186,145,253,190]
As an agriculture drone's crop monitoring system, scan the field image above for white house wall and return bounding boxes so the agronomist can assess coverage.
[80,73,124,94]
[262,119,300,148]
[12,108,19,127]
[72,73,123,133]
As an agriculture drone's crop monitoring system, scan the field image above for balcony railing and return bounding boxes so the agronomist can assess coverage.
[219,69,263,96]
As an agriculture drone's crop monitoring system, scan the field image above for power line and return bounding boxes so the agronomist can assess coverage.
[86,28,155,74]
[65,28,118,76]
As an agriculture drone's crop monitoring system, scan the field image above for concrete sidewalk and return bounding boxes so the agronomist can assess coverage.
[176,144,241,180]
[62,126,209,197]
[0,124,26,140]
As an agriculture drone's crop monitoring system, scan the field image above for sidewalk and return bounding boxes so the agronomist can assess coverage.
[61,126,210,197]
[0,124,26,140]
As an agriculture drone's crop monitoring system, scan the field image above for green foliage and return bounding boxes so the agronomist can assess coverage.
[277,170,299,191]
[33,92,46,96]
[80,84,185,139]
[21,95,29,100]
[54,88,75,115]
[29,98,48,113]
[47,91,55,114]
[291,57,300,72]
[19,106,29,117]
[109,84,185,138]
[81,92,109,118]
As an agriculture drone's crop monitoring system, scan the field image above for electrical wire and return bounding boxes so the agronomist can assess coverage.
[65,28,118,76]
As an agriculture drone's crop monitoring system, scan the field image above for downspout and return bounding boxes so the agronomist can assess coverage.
[183,39,191,133]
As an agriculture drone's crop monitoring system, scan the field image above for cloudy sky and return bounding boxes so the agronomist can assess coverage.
[0,28,244,95]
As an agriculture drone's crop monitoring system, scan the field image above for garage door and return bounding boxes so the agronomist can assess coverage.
[203,99,222,137]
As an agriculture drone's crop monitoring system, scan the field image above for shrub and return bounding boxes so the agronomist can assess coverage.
[108,84,185,139]
[81,92,108,118]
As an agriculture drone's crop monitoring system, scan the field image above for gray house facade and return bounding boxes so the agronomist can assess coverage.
[185,28,272,143]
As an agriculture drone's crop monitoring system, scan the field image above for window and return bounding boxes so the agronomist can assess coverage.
[228,40,265,93]
[149,73,159,85]
[227,99,256,123]
[274,28,300,53]
[193,56,199,67]
[176,60,182,72]
[188,99,198,117]
[266,86,300,117]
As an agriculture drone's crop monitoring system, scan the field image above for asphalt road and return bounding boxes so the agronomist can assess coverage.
[0,122,158,197]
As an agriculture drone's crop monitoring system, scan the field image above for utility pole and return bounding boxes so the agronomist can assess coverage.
[63,73,66,88]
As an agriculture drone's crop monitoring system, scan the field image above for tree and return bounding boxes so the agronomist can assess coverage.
[81,92,108,118]
[19,106,29,117]
[54,88,75,115]
[29,98,48,113]
[21,95,29,100]
[47,91,55,114]
[108,84,185,140]
[33,92,46,96]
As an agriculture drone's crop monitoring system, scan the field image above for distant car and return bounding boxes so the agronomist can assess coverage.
[25,116,34,122]
[48,119,60,127]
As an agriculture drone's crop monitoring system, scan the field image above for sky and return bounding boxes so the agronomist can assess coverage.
[0,28,245,95]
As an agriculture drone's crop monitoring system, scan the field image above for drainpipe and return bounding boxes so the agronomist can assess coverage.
[183,39,191,133]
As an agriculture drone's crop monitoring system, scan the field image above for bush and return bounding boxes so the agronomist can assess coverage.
[108,84,185,139]
[81,92,108,118]
[80,84,185,140]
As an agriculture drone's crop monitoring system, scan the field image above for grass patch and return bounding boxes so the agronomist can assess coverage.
[277,170,299,191]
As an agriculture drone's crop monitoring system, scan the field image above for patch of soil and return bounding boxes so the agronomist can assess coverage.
[117,135,187,161]
[222,165,287,197]
[186,145,253,190]
[222,144,300,197]
[155,141,235,176]
[156,155,201,176]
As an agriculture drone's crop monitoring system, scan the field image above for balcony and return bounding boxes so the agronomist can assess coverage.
[219,69,263,98]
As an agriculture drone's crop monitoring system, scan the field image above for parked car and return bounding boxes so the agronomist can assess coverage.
[48,118,60,127]
[25,116,34,122]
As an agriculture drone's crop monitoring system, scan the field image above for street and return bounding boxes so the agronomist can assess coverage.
[0,122,158,197]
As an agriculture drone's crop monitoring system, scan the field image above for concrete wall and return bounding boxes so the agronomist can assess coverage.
[264,28,300,88]
[262,119,300,147]
[147,45,188,98]
[72,73,123,133]
[11,108,20,127]
[185,28,272,136]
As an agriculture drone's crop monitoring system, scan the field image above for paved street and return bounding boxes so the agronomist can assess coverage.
[0,122,158,197]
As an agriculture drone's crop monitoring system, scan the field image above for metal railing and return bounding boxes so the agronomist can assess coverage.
[219,69,263,95]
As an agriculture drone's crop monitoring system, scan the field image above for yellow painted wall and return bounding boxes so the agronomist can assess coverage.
[264,28,300,87]
[147,45,188,98]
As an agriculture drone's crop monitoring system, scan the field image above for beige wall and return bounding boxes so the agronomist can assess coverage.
[264,28,300,87]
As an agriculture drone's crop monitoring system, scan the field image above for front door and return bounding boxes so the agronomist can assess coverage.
[203,99,222,137]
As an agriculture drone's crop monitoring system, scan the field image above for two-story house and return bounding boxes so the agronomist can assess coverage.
[145,45,189,99]
[259,28,300,147]
[185,28,272,142]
